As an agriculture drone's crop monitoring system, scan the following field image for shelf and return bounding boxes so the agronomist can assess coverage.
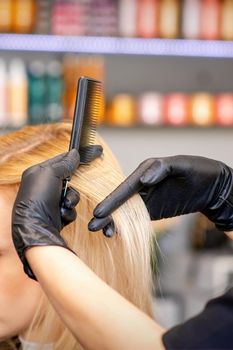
[0,34,233,58]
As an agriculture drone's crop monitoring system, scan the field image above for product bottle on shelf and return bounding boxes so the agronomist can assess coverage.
[107,94,136,126]
[51,0,89,36]
[0,59,8,127]
[190,93,215,126]
[138,92,163,125]
[63,55,105,121]
[8,59,28,128]
[137,0,160,38]
[182,0,201,39]
[28,61,47,124]
[159,0,180,38]
[0,0,12,33]
[46,60,63,123]
[220,0,233,41]
[63,55,77,120]
[164,93,189,126]
[35,0,52,34]
[216,93,233,126]
[12,0,36,34]
[118,0,137,37]
[200,0,220,40]
[90,0,118,37]
[82,56,105,83]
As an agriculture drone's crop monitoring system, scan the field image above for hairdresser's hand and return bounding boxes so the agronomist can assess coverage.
[89,156,233,237]
[12,145,103,279]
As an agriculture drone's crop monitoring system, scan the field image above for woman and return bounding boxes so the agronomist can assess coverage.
[4,122,233,349]
[0,122,157,349]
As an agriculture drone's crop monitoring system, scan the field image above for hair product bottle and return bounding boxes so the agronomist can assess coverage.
[159,0,180,38]
[216,94,233,126]
[90,0,118,37]
[118,0,137,37]
[137,0,160,38]
[8,59,28,128]
[63,55,105,121]
[0,0,12,33]
[200,0,220,40]
[63,55,77,119]
[12,0,36,33]
[190,93,215,126]
[164,93,189,126]
[182,0,201,39]
[51,0,88,36]
[28,61,46,124]
[46,60,63,123]
[138,92,163,125]
[220,0,233,40]
[107,94,136,126]
[35,0,52,34]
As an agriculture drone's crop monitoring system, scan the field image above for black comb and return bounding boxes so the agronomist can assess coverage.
[63,76,103,196]
[69,76,103,163]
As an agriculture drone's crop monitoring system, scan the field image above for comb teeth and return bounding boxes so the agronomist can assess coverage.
[79,78,103,164]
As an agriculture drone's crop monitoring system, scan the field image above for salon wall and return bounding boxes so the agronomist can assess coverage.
[99,127,233,175]
[105,55,233,97]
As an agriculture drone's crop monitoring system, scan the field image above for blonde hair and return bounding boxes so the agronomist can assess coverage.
[0,123,155,350]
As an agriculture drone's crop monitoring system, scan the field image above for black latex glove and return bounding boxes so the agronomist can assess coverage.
[12,145,103,279]
[88,156,233,237]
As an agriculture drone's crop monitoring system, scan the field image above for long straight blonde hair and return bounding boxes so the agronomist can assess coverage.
[0,123,155,350]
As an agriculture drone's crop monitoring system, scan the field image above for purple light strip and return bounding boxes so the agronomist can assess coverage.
[0,34,232,58]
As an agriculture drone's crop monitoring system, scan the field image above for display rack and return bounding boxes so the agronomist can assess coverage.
[0,34,233,58]
[0,33,232,170]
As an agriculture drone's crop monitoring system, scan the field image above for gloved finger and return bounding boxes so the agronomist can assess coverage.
[88,216,113,232]
[61,207,77,225]
[93,158,155,218]
[140,159,171,185]
[80,144,103,164]
[103,222,115,238]
[52,149,80,179]
[63,187,80,209]
[23,152,71,177]
[39,151,70,167]
[140,156,188,185]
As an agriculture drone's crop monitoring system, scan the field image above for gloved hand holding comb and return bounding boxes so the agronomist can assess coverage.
[12,77,104,280]
[12,146,102,280]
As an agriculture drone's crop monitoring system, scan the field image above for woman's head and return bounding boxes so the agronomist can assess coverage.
[0,123,154,349]
[0,187,42,341]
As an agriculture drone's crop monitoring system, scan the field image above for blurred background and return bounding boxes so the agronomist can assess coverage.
[0,0,233,330]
